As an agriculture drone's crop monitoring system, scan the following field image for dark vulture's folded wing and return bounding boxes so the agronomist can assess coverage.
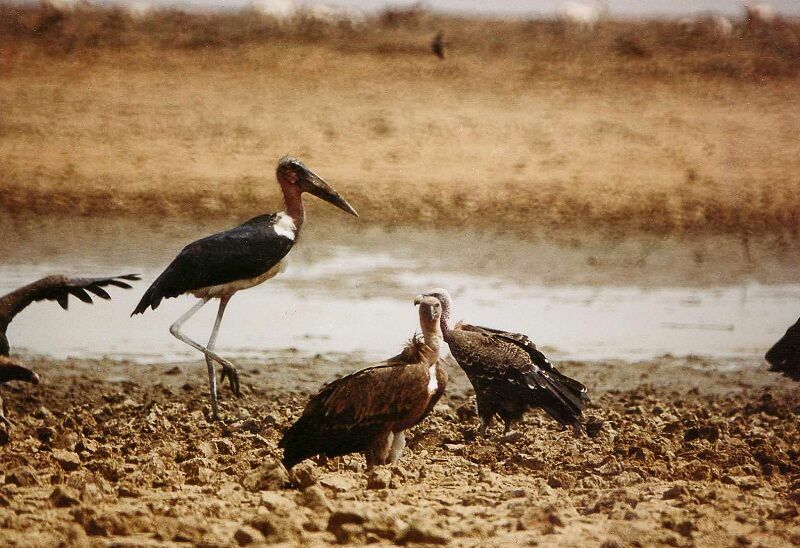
[766,317,800,381]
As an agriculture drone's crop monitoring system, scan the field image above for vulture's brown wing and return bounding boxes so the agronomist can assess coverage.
[280,342,433,468]
[447,327,585,428]
[460,323,588,401]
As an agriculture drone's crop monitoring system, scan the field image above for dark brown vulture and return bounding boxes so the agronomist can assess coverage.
[280,296,448,469]
[0,355,40,428]
[0,274,140,357]
[416,288,588,435]
[132,157,357,420]
[766,316,800,381]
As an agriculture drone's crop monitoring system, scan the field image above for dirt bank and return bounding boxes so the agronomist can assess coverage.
[0,354,798,546]
[2,9,800,235]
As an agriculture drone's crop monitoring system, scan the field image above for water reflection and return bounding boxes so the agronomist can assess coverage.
[1,216,798,363]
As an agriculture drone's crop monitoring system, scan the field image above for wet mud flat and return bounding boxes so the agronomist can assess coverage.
[0,355,798,547]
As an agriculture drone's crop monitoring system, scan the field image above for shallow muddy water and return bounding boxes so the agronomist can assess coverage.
[1,216,798,364]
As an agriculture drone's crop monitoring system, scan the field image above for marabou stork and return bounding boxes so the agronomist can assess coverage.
[416,288,588,435]
[0,274,138,426]
[279,296,448,469]
[766,316,800,381]
[132,157,358,420]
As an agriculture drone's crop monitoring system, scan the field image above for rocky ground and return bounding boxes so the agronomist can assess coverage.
[0,355,798,547]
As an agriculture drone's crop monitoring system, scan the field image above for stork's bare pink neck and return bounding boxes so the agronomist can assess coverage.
[281,184,305,231]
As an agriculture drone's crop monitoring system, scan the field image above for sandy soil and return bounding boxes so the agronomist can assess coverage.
[1,354,798,547]
[2,13,800,234]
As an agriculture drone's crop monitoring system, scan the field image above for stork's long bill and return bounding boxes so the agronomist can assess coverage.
[302,168,359,218]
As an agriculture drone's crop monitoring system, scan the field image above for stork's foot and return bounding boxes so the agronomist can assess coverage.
[219,363,241,397]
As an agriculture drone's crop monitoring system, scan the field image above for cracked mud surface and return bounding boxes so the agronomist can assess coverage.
[0,355,798,547]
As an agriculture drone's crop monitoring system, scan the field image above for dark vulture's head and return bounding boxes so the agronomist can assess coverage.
[276,156,358,217]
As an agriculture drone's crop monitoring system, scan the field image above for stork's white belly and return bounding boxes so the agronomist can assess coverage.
[191,259,287,299]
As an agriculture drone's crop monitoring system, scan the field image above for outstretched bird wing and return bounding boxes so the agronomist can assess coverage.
[0,356,40,385]
[0,274,140,329]
[280,340,437,468]
[132,214,295,314]
[766,316,800,381]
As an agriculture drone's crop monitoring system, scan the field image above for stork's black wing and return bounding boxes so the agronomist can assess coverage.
[766,317,800,381]
[132,214,294,314]
[0,274,139,330]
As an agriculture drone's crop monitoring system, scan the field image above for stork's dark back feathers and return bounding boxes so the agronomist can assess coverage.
[132,214,294,315]
[279,337,443,469]
[0,274,139,355]
[446,323,587,430]
[766,316,800,381]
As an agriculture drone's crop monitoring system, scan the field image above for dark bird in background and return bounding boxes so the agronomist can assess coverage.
[766,316,800,381]
[416,288,587,435]
[0,355,39,428]
[431,31,445,60]
[132,157,358,420]
[0,274,137,427]
[280,296,448,470]
[0,274,140,358]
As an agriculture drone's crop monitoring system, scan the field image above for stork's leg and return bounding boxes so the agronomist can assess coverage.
[169,298,238,420]
[169,298,239,371]
[388,430,406,464]
[207,296,241,398]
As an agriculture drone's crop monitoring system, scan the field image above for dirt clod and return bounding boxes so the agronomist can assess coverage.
[233,525,265,546]
[52,450,81,472]
[396,521,451,545]
[6,466,39,487]
[367,468,392,490]
[241,460,289,492]
[50,485,80,508]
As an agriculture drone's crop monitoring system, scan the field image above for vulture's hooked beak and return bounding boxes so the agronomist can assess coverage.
[414,295,439,322]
